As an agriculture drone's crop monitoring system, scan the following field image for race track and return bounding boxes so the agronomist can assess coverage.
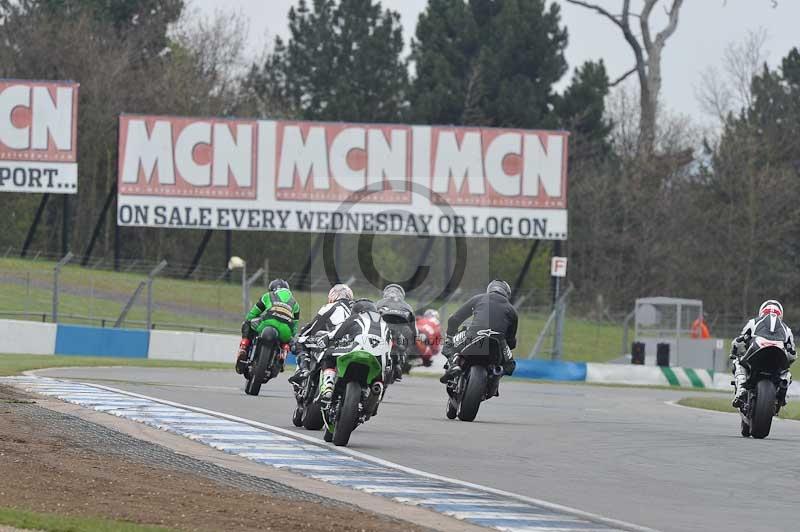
[36,367,800,532]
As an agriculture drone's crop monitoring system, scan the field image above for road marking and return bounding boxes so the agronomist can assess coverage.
[4,375,659,532]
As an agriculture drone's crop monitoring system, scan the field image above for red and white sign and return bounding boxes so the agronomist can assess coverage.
[117,115,569,239]
[0,80,79,194]
[551,256,568,278]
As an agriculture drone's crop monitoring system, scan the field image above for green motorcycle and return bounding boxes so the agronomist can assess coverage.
[321,333,388,447]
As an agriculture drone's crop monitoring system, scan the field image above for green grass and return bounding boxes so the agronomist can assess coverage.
[0,507,176,532]
[0,257,624,363]
[677,396,800,421]
[0,354,229,377]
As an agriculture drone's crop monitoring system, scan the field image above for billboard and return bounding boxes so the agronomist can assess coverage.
[117,115,568,239]
[0,80,79,194]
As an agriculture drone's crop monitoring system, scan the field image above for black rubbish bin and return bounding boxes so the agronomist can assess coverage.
[631,342,645,365]
[656,343,670,367]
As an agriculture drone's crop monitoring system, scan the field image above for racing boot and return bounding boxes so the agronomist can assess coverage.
[439,355,463,384]
[731,362,748,408]
[234,338,251,375]
[320,368,336,402]
[778,370,793,407]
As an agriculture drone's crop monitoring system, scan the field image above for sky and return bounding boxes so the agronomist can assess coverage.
[194,0,800,124]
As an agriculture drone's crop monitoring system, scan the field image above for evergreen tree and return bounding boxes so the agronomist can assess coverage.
[254,0,408,123]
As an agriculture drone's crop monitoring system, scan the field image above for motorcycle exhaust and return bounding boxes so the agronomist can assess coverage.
[371,382,384,396]
[492,366,504,376]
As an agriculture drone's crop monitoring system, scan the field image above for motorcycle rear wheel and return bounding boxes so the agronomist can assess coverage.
[333,381,362,446]
[750,379,777,439]
[302,403,324,430]
[245,346,272,396]
[458,365,487,422]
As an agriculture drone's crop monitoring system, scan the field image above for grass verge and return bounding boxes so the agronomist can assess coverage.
[0,507,175,532]
[0,353,229,377]
[677,396,800,420]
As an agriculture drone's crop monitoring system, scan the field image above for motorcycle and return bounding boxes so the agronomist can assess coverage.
[290,333,326,430]
[736,325,793,439]
[243,319,288,396]
[443,329,505,422]
[322,333,388,446]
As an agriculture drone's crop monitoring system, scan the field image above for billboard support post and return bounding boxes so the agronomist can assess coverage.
[184,230,213,279]
[299,233,323,291]
[511,239,541,305]
[82,183,117,266]
[224,231,232,282]
[61,195,70,255]
[21,194,50,258]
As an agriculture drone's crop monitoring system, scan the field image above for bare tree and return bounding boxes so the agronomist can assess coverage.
[696,28,769,124]
[565,0,684,157]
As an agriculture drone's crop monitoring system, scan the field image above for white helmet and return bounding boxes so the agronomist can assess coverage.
[423,309,440,321]
[328,284,353,303]
[759,299,783,318]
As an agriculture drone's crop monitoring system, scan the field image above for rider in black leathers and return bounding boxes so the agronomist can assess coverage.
[376,283,417,381]
[440,280,518,384]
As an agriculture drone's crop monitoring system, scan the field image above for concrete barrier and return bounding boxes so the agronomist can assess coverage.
[191,331,238,363]
[148,330,196,361]
[515,359,587,381]
[0,319,56,355]
[55,324,149,358]
[586,363,714,388]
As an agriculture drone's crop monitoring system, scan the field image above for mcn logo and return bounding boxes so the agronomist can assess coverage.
[119,116,567,209]
[0,81,78,162]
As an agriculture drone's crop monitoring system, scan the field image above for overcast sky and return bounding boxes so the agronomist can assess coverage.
[195,0,800,123]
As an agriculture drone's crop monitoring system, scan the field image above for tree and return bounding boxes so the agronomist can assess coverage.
[253,0,408,123]
[565,0,685,157]
[555,60,613,160]
[410,0,568,129]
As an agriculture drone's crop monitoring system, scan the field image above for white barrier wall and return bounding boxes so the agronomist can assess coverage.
[149,330,237,363]
[0,319,56,355]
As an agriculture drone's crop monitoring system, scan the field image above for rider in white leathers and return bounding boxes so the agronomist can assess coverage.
[730,299,796,407]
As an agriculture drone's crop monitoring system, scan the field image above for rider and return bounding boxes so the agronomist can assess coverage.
[440,280,518,386]
[376,283,417,381]
[317,298,388,401]
[415,309,443,367]
[730,299,796,407]
[235,279,301,375]
[288,284,353,385]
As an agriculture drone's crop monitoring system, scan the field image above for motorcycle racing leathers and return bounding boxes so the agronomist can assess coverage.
[318,307,389,400]
[731,315,796,407]
[235,287,300,374]
[441,291,518,383]
[289,299,352,385]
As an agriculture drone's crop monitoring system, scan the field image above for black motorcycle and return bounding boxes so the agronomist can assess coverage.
[444,329,505,422]
[737,326,793,439]
[243,320,285,396]
[290,334,326,430]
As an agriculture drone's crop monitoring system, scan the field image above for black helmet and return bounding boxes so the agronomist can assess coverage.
[269,279,290,292]
[383,283,405,300]
[487,279,511,299]
[352,298,377,314]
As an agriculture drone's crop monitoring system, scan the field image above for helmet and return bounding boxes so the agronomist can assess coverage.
[352,298,377,314]
[759,300,783,318]
[487,279,511,299]
[423,309,440,321]
[383,283,405,300]
[269,279,290,292]
[328,284,353,303]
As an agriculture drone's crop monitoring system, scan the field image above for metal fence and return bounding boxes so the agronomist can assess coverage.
[0,250,630,361]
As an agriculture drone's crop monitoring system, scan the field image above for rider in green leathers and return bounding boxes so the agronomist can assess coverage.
[235,279,301,374]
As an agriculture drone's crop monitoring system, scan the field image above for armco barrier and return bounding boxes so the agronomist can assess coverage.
[0,319,56,355]
[55,324,149,358]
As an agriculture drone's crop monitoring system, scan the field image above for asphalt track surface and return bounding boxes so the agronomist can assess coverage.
[37,367,800,532]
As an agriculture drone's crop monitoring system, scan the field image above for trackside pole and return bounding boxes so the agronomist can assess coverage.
[52,252,74,323]
[146,260,168,330]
